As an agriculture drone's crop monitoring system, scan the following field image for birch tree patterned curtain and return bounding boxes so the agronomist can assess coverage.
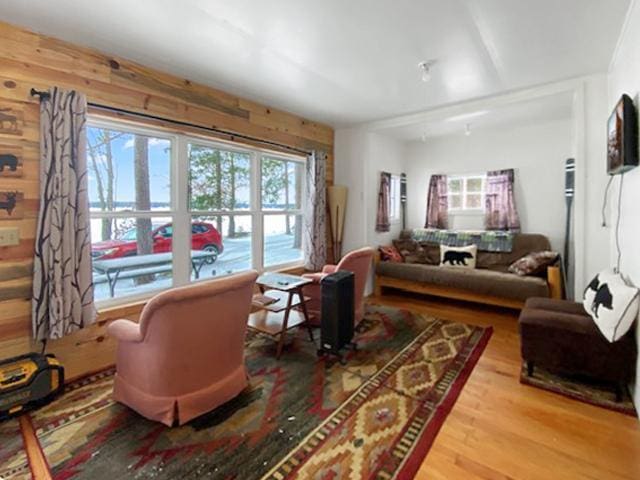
[375,171,391,232]
[302,150,327,270]
[425,174,448,229]
[485,168,521,231]
[32,87,96,341]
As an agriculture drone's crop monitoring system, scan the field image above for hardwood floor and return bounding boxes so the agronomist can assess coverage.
[367,291,640,480]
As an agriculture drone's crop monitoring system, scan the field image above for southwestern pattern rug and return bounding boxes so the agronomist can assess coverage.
[1,305,491,480]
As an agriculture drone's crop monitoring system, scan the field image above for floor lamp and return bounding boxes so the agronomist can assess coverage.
[327,185,347,264]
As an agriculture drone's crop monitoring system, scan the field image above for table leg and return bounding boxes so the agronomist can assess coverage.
[276,292,294,359]
[297,287,315,342]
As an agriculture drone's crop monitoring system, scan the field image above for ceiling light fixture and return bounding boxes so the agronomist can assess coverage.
[418,60,437,83]
[465,123,472,136]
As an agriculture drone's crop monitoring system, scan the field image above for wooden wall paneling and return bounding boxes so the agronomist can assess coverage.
[0,20,335,380]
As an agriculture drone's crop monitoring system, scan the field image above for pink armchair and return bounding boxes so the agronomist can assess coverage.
[302,247,375,327]
[107,271,258,426]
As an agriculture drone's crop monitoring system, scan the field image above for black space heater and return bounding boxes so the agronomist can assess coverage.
[318,270,356,362]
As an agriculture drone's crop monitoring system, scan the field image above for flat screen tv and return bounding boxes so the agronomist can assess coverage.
[607,94,638,175]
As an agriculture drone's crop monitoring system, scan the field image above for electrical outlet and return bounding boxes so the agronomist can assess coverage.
[0,227,19,246]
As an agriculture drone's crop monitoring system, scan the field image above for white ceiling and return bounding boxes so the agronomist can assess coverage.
[382,92,575,141]
[0,0,630,126]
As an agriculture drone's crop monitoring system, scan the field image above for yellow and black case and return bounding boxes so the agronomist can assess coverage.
[0,353,64,419]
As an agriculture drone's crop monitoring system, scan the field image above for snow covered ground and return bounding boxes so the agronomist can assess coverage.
[93,233,301,301]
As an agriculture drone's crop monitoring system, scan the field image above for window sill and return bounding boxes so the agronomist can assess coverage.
[448,209,485,217]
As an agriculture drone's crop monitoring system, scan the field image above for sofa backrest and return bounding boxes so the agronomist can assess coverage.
[394,231,552,271]
[476,234,552,271]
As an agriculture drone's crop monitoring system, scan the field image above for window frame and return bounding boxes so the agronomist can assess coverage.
[447,174,486,214]
[88,116,306,309]
[259,155,306,270]
[388,174,401,224]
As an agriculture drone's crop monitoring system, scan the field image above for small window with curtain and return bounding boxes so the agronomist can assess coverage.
[448,174,486,212]
[389,174,401,223]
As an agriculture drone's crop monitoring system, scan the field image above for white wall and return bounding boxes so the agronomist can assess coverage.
[334,128,405,293]
[404,119,573,252]
[335,129,405,253]
[577,75,613,296]
[607,0,640,414]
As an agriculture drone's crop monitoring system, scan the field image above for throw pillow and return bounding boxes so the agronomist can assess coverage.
[583,269,639,342]
[393,238,429,264]
[379,245,403,263]
[508,251,559,276]
[440,244,477,269]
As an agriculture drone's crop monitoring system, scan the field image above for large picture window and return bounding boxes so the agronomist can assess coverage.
[87,118,305,305]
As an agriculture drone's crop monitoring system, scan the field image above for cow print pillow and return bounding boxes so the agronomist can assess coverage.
[440,244,477,269]
[583,269,639,342]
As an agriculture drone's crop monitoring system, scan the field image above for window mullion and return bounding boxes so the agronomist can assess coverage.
[172,135,191,286]
[252,153,264,271]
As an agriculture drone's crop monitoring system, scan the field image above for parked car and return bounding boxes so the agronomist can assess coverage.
[91,222,223,263]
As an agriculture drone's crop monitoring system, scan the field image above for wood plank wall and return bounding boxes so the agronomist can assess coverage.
[0,21,334,380]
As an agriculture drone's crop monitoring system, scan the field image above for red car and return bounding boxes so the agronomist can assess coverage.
[91,222,223,263]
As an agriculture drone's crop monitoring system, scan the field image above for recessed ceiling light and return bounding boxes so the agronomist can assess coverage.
[418,60,437,83]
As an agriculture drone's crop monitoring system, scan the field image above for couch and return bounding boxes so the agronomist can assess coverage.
[375,232,562,309]
[107,270,258,426]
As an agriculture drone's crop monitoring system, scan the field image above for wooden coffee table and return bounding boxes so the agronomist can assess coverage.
[248,273,315,359]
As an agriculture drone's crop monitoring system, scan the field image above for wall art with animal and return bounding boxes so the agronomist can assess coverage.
[0,104,23,136]
[0,144,23,177]
[0,191,24,220]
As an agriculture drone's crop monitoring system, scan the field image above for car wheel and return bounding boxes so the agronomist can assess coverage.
[203,245,219,264]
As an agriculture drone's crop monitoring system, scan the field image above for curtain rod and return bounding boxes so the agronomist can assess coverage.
[30,88,312,156]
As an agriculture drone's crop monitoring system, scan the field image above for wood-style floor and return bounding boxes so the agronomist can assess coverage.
[368,292,640,480]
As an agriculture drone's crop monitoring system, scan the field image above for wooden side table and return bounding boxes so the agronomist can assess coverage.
[248,273,315,359]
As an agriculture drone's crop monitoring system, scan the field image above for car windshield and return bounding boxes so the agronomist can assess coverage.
[120,229,137,241]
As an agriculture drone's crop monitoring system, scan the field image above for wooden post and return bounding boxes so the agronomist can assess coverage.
[547,266,563,300]
[373,250,382,297]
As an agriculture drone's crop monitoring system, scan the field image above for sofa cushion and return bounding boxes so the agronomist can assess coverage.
[379,245,403,263]
[376,262,549,301]
[508,251,559,276]
[392,238,438,265]
[440,244,477,269]
[476,233,552,270]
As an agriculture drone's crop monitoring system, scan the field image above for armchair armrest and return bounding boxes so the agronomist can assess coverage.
[322,265,338,274]
[302,272,327,284]
[107,319,144,343]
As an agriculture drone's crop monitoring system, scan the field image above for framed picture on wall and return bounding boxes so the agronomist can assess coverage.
[0,144,24,177]
[0,191,24,219]
[0,104,23,136]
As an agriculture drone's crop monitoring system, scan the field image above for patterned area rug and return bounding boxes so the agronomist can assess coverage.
[1,305,491,479]
[520,365,636,416]
[0,418,30,480]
